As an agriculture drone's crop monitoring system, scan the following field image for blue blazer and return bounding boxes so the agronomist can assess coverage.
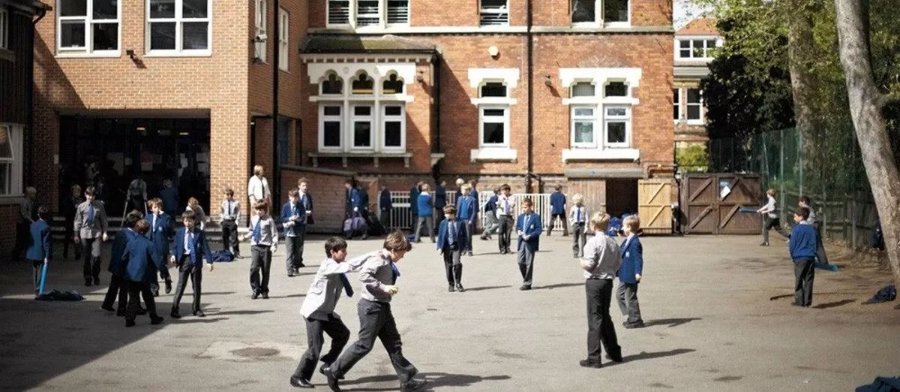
[456,195,477,221]
[110,229,138,275]
[515,213,542,252]
[409,186,420,215]
[346,187,362,213]
[159,187,179,216]
[417,193,433,217]
[618,236,644,284]
[170,227,213,266]
[124,236,162,283]
[281,200,306,236]
[149,212,175,259]
[436,219,469,253]
[434,186,447,209]
[550,191,567,215]
[300,192,314,224]
[379,190,393,210]
[789,224,817,260]
[484,194,498,213]
[25,219,52,261]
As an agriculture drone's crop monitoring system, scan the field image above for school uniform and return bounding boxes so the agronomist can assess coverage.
[248,214,278,298]
[299,191,314,225]
[346,187,362,217]
[26,219,51,295]
[13,197,34,260]
[326,251,419,390]
[159,186,179,218]
[220,199,241,257]
[247,175,271,208]
[437,218,469,291]
[759,195,789,245]
[456,195,477,255]
[803,205,829,264]
[570,205,588,258]
[789,222,818,307]
[548,191,568,236]
[292,254,369,384]
[379,189,393,229]
[123,235,164,326]
[185,205,208,231]
[434,185,447,230]
[148,212,175,295]
[63,194,84,260]
[170,227,213,317]
[74,199,108,286]
[581,231,623,365]
[413,192,435,243]
[515,212,542,288]
[358,187,370,219]
[408,185,420,223]
[616,234,644,326]
[281,200,307,276]
[497,195,515,253]
[103,228,137,315]
[481,193,499,239]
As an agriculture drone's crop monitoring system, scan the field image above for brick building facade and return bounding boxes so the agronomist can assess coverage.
[673,16,718,149]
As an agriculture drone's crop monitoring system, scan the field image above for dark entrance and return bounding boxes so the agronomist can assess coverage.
[605,179,638,217]
[58,116,211,219]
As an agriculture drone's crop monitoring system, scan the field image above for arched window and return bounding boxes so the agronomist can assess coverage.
[351,72,374,95]
[321,72,343,95]
[382,73,404,94]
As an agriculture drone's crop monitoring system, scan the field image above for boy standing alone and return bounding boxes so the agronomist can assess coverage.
[789,207,817,307]
[437,205,468,292]
[580,212,623,368]
[74,186,108,287]
[515,198,542,290]
[169,211,214,318]
[244,201,278,299]
[616,215,644,329]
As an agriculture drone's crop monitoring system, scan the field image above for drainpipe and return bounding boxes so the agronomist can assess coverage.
[26,7,48,189]
[272,0,281,208]
[433,54,441,153]
[525,0,534,193]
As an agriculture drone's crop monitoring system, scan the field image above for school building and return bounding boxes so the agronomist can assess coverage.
[13,0,685,245]
[673,16,718,149]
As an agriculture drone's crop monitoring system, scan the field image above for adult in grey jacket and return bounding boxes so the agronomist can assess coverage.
[74,186,108,287]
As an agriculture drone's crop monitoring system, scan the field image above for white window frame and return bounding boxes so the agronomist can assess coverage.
[603,105,631,148]
[571,0,598,26]
[0,7,8,51]
[685,88,703,124]
[479,106,510,148]
[326,0,351,27]
[255,0,267,62]
[278,8,289,71]
[351,104,375,150]
[355,0,380,27]
[673,88,680,122]
[145,0,212,56]
[386,0,410,26]
[325,0,410,29]
[381,103,406,151]
[0,124,24,197]
[676,37,719,60]
[479,0,509,27]
[319,104,344,151]
[571,106,598,149]
[56,0,121,56]
[601,0,630,27]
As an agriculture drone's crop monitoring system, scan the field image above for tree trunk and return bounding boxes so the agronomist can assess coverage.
[786,0,820,142]
[833,0,900,288]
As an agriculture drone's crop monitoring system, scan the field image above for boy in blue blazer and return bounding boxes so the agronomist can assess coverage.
[102,210,143,315]
[789,207,818,307]
[616,215,644,328]
[455,184,477,256]
[413,183,435,243]
[437,205,469,292]
[547,185,568,236]
[122,219,165,327]
[282,190,307,277]
[515,198,542,290]
[169,210,214,318]
[147,198,175,296]
[26,206,52,298]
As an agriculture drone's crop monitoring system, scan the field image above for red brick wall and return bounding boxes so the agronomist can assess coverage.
[0,204,18,260]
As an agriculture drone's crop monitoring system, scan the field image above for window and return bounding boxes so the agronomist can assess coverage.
[0,7,8,50]
[686,88,702,123]
[0,124,23,196]
[57,0,120,54]
[673,88,680,121]
[321,72,343,95]
[356,0,379,27]
[382,105,405,149]
[480,108,508,146]
[382,74,404,94]
[387,0,409,25]
[678,39,717,59]
[480,82,507,97]
[571,107,597,148]
[254,0,267,61]
[352,105,374,148]
[480,0,508,26]
[604,81,627,97]
[351,72,374,95]
[572,0,595,23]
[571,82,595,97]
[279,8,289,71]
[328,0,350,25]
[148,0,210,54]
[320,105,342,149]
[603,0,628,24]
[604,106,629,147]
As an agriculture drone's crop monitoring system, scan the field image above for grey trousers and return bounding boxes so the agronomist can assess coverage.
[293,315,351,381]
[285,231,305,273]
[82,237,102,280]
[413,216,434,242]
[250,245,272,294]
[572,222,586,258]
[616,282,642,323]
[462,219,474,253]
[585,278,621,363]
[794,258,815,306]
[172,262,203,313]
[442,248,463,285]
[330,300,418,383]
[482,212,500,237]
[517,246,535,285]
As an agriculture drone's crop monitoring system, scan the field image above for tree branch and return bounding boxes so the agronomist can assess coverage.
[876,91,900,109]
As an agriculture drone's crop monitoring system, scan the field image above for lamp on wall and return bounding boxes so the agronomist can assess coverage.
[488,46,500,58]
[126,49,136,60]
[543,74,552,87]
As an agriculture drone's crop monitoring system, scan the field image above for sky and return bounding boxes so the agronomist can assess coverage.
[674,0,712,29]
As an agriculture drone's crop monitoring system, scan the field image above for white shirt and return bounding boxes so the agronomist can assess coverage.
[570,205,587,224]
[759,195,777,218]
[581,232,621,279]
[497,195,514,217]
[247,175,270,204]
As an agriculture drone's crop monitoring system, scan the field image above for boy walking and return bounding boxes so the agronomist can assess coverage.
[757,188,790,246]
[496,184,515,254]
[323,231,427,392]
[169,211,214,318]
[244,201,278,299]
[122,219,165,327]
[570,194,588,258]
[147,198,175,296]
[580,212,623,368]
[282,190,307,277]
[455,184,477,256]
[548,185,568,236]
[221,188,241,258]
[480,187,500,241]
[437,205,468,292]
[74,186,108,287]
[616,215,644,329]
[26,206,52,298]
[789,207,817,307]
[102,210,143,315]
[290,237,368,388]
[515,198,542,290]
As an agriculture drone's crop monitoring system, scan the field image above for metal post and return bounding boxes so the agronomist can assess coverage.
[779,129,785,221]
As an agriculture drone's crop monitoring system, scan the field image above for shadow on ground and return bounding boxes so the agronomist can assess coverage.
[339,372,511,391]
[644,318,702,328]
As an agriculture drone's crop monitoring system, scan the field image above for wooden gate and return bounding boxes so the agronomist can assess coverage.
[682,173,762,234]
[638,179,674,234]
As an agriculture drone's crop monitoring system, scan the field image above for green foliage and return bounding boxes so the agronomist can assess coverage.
[676,144,709,173]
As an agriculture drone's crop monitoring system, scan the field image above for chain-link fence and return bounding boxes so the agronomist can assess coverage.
[709,128,881,250]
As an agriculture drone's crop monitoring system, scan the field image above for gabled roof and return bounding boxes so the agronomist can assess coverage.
[676,17,719,36]
[301,35,437,54]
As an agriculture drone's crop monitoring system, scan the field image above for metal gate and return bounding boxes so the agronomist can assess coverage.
[638,179,674,234]
[682,173,763,234]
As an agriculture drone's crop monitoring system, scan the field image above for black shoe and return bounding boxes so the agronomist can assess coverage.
[623,321,645,329]
[262,292,269,299]
[165,280,172,294]
[170,309,182,319]
[760,242,769,246]
[579,359,602,368]
[606,353,624,363]
[467,251,474,256]
[150,316,164,325]
[136,307,148,315]
[100,305,115,312]
[298,263,305,268]
[93,277,100,286]
[456,284,465,292]
[448,285,455,292]
[289,376,314,389]
[519,285,532,291]
[152,286,160,297]
[125,319,136,327]
[193,310,206,317]
[401,379,428,392]
[252,292,260,300]
[324,367,342,392]
[288,272,295,277]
